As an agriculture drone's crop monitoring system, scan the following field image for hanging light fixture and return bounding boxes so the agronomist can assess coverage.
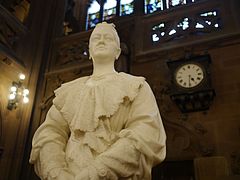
[7,73,29,110]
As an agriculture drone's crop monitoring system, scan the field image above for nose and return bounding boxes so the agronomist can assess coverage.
[98,36,105,44]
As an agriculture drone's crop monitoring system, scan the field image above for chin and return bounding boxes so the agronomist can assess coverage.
[93,52,112,58]
[93,56,115,63]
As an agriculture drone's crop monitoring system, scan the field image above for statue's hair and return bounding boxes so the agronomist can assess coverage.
[90,22,120,48]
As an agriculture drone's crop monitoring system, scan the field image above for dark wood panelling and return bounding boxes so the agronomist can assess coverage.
[0,0,67,179]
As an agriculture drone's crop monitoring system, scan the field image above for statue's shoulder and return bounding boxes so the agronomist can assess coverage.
[118,72,147,95]
[53,76,89,109]
[118,72,146,82]
[61,76,88,87]
[54,76,89,95]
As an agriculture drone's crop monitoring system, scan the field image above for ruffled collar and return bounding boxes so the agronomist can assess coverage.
[89,72,119,81]
[53,72,145,133]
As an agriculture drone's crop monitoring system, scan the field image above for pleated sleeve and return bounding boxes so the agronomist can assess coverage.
[29,105,70,179]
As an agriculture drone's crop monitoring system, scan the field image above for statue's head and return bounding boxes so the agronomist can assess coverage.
[89,22,121,62]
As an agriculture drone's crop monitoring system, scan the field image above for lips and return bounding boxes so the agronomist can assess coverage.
[96,45,105,50]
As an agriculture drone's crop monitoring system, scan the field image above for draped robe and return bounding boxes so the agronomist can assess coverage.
[30,72,166,180]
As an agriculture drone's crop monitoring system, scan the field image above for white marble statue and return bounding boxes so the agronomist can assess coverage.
[30,22,166,180]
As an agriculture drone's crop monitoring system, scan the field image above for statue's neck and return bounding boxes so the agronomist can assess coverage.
[92,60,116,77]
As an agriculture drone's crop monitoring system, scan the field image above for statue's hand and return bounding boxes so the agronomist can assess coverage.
[56,169,75,180]
[75,168,90,180]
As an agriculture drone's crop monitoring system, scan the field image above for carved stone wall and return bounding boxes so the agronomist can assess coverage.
[131,2,240,172]
[131,38,240,175]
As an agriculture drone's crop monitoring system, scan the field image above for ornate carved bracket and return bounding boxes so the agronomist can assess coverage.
[171,89,215,113]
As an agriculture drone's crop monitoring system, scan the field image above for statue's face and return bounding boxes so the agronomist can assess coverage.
[89,25,121,62]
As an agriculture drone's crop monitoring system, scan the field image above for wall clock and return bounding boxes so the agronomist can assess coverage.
[175,63,205,89]
[167,54,215,113]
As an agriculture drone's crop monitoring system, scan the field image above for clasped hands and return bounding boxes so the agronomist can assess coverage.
[50,167,92,180]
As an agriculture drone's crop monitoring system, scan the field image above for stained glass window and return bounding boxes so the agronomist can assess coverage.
[120,0,134,16]
[145,0,164,14]
[166,0,186,9]
[144,0,196,14]
[103,0,117,20]
[86,0,100,30]
[86,0,135,30]
[151,9,220,43]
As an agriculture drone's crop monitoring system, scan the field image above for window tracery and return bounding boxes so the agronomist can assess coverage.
[145,0,164,14]
[72,0,221,43]
[144,0,198,14]
[151,10,221,43]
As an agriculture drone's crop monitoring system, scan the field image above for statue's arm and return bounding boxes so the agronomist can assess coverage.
[30,105,73,180]
[76,82,166,180]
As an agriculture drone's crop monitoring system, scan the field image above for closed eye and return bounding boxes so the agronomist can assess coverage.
[91,35,101,41]
[104,35,114,41]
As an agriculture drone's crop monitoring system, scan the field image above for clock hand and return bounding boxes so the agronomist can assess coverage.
[191,77,196,83]
[188,75,191,87]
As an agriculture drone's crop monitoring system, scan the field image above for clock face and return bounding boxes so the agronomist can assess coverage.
[175,63,204,88]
